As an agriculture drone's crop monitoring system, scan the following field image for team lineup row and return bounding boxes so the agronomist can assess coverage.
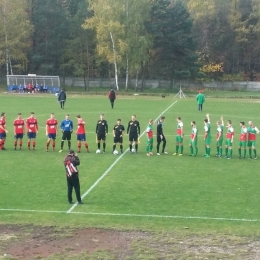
[0,112,259,159]
[0,112,143,154]
[168,114,259,159]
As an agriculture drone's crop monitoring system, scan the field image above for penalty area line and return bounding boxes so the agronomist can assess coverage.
[0,208,260,223]
[67,100,178,213]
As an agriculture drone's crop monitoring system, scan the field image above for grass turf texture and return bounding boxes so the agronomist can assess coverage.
[1,93,260,236]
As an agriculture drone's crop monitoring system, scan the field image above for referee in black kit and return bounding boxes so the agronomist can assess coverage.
[127,115,140,154]
[112,119,125,154]
[96,113,108,153]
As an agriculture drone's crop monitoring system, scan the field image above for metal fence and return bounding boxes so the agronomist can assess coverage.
[61,77,260,92]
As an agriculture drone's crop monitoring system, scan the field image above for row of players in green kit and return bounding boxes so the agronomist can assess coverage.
[170,114,259,159]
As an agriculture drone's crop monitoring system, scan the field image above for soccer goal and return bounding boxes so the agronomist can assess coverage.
[7,74,60,93]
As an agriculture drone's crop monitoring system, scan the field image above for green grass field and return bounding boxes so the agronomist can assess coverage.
[1,92,260,239]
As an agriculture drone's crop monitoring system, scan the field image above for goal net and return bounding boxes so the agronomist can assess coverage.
[7,75,60,93]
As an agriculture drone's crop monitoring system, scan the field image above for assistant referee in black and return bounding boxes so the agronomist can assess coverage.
[127,115,140,153]
[95,113,108,153]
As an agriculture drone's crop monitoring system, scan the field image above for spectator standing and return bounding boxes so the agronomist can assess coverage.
[196,90,205,111]
[58,89,67,109]
[108,89,116,109]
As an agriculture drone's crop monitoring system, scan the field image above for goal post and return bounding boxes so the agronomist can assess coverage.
[7,75,60,93]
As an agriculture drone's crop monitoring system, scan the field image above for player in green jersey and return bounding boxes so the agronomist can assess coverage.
[173,117,184,156]
[224,120,234,159]
[247,121,259,159]
[238,122,247,159]
[203,114,211,158]
[189,121,198,156]
[216,116,224,157]
[146,119,154,156]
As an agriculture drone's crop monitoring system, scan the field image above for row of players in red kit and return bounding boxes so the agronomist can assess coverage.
[0,112,89,152]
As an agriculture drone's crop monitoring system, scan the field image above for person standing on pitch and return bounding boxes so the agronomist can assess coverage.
[247,121,259,159]
[203,113,211,158]
[64,149,83,204]
[146,119,154,156]
[76,115,89,153]
[196,90,205,111]
[156,116,167,155]
[189,121,198,156]
[108,89,116,109]
[216,116,224,158]
[127,115,140,154]
[224,120,234,159]
[96,114,108,153]
[14,113,25,150]
[26,112,38,150]
[46,113,58,152]
[0,112,8,151]
[112,119,125,154]
[173,117,184,156]
[59,114,73,152]
[58,89,67,109]
[238,122,247,159]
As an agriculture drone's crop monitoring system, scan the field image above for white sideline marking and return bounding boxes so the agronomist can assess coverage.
[67,100,179,213]
[0,208,259,223]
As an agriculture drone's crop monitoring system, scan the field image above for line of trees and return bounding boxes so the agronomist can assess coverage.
[1,0,260,90]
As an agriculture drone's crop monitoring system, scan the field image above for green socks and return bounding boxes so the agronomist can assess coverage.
[225,148,228,156]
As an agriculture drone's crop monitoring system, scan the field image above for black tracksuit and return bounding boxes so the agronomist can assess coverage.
[58,90,67,109]
[157,121,166,153]
[64,154,81,203]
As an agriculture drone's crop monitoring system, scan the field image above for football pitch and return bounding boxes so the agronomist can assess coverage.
[1,92,260,236]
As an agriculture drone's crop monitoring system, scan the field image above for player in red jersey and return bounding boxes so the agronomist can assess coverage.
[46,113,58,151]
[26,112,38,150]
[76,115,89,153]
[13,113,25,150]
[0,112,8,151]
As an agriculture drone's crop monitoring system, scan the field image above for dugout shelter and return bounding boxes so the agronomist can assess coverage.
[7,74,60,93]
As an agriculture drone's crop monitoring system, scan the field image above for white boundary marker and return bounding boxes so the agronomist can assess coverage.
[0,208,259,223]
[67,100,179,213]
